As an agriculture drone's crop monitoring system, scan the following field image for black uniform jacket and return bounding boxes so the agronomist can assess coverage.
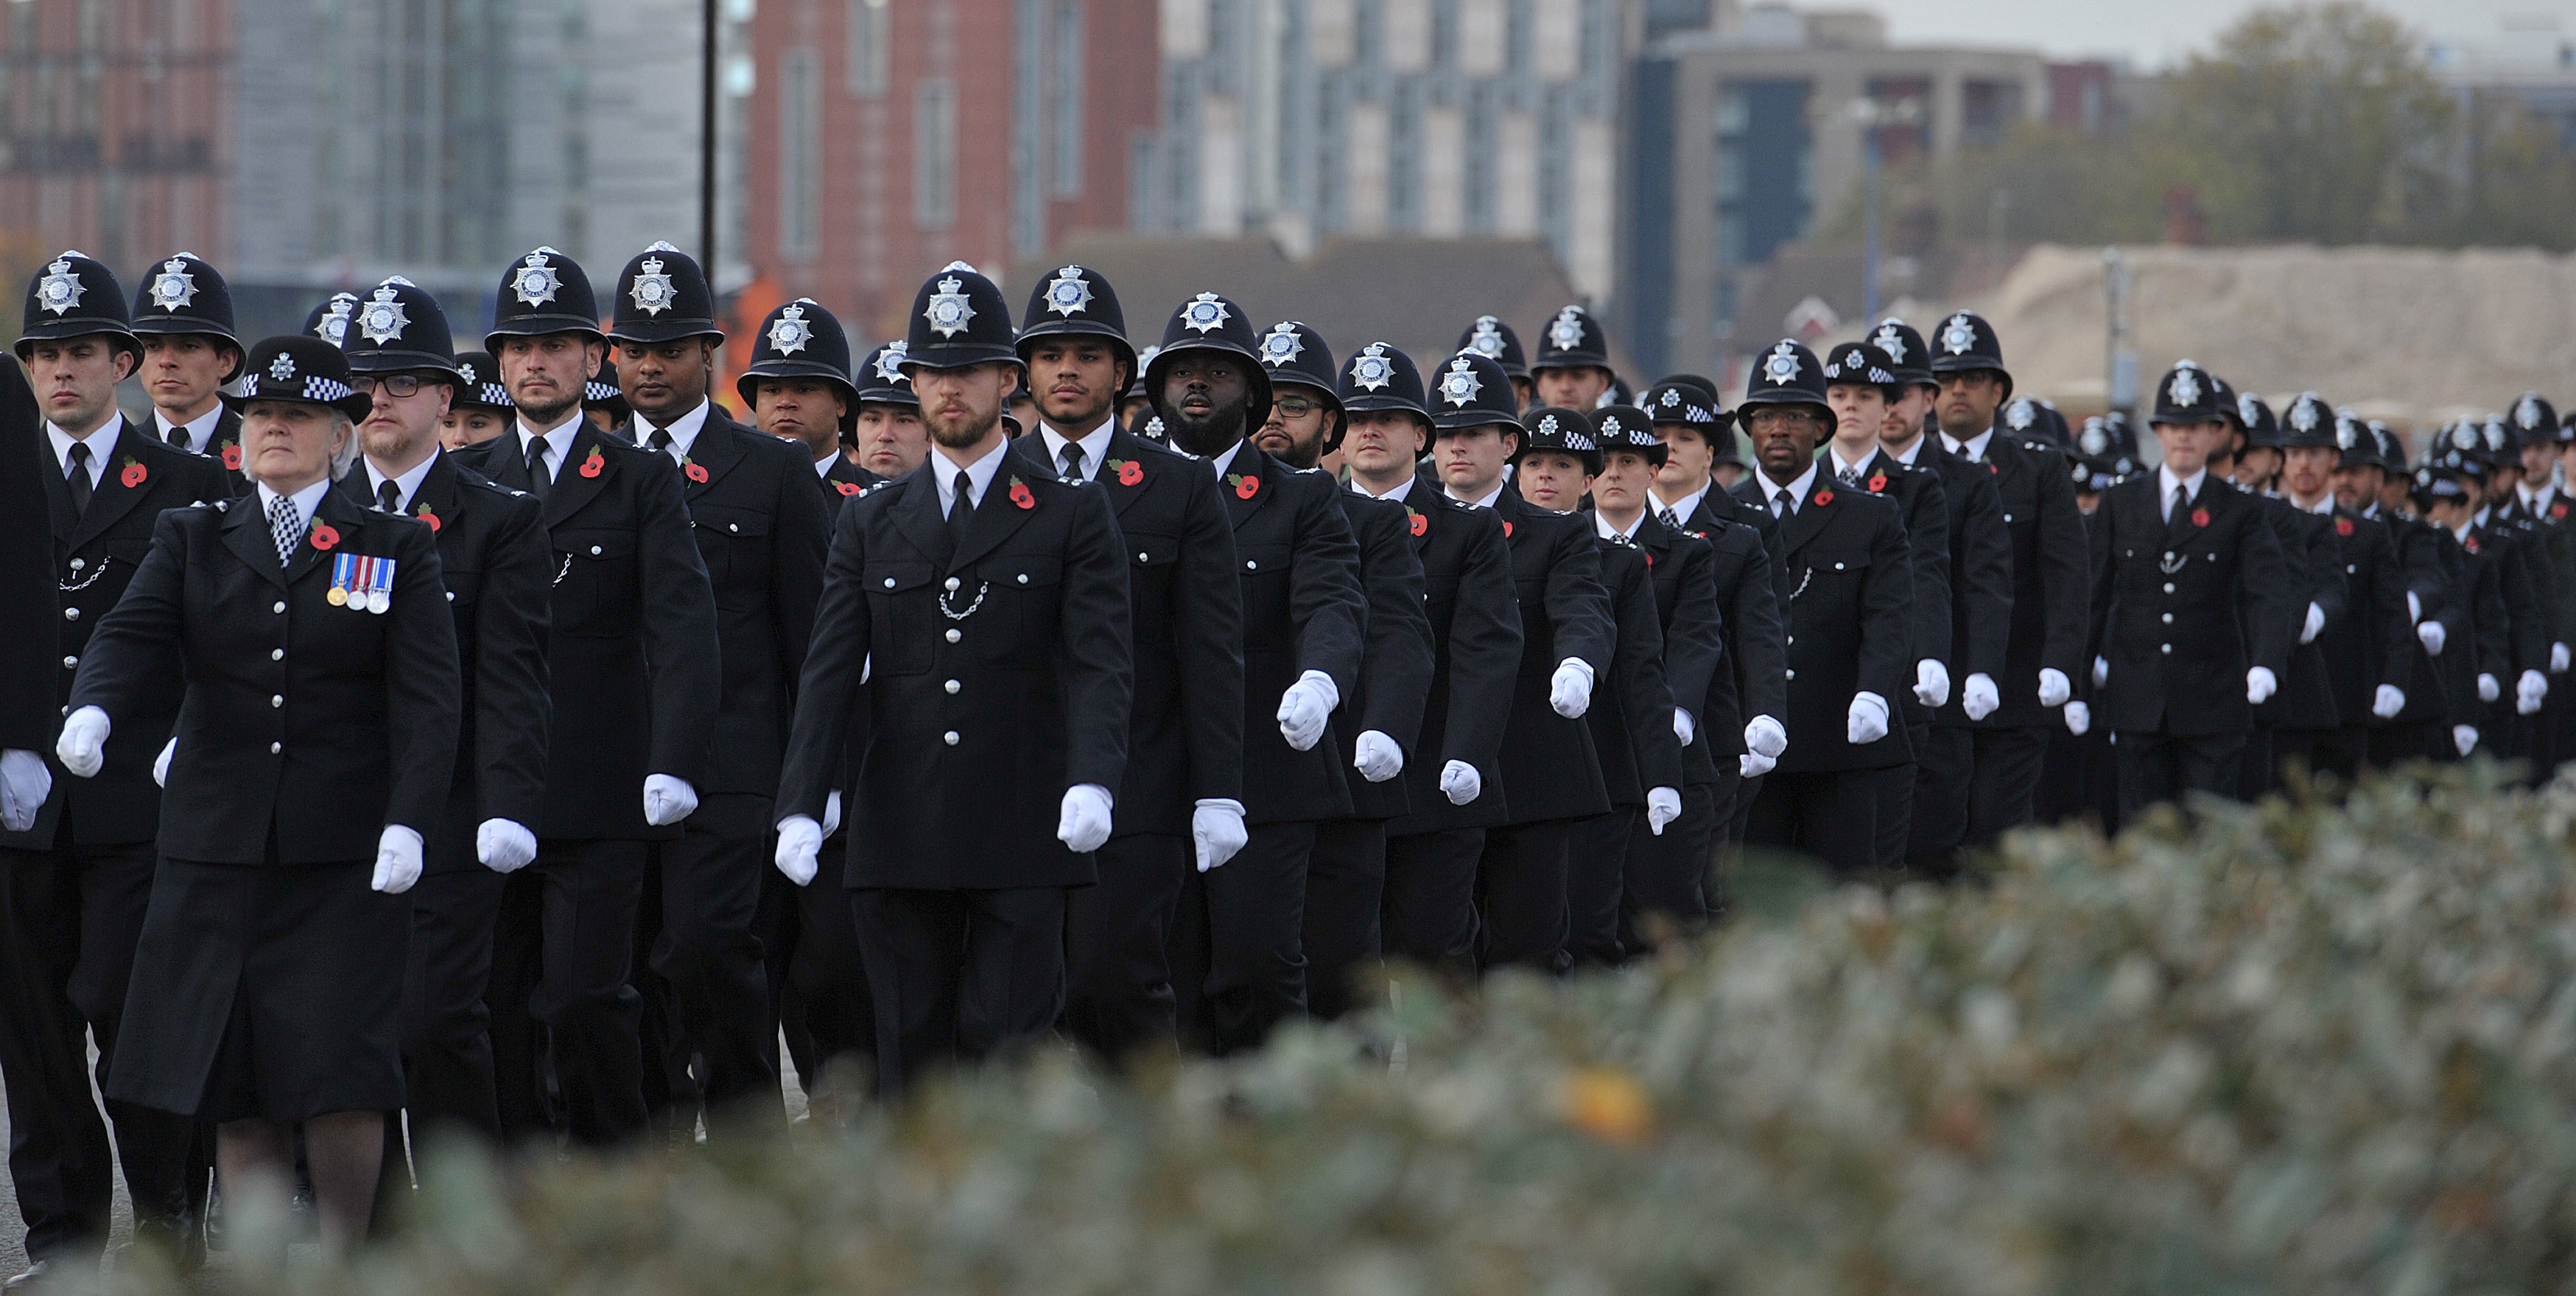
[665,410,831,823]
[69,490,460,863]
[1009,430,1242,835]
[2481,507,2554,676]
[1730,473,1914,772]
[453,423,722,839]
[777,457,1132,891]
[2315,507,2417,726]
[1673,499,1787,759]
[2383,513,2466,726]
[1618,511,1727,785]
[328,451,552,874]
[4,417,228,848]
[1847,448,1951,679]
[1585,538,1685,805]
[1489,486,1615,824]
[1917,440,2014,724]
[1218,444,1367,825]
[2086,474,2292,737]
[153,406,250,496]
[2462,523,2523,686]
[2257,495,2347,733]
[1964,430,2088,726]
[0,361,51,752]
[2494,495,2562,669]
[821,454,876,507]
[1331,490,1436,822]
[1379,482,1522,836]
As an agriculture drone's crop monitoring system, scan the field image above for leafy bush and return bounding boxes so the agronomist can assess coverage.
[115,764,2576,1293]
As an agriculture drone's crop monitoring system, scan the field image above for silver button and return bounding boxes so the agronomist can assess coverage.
[271,649,284,661]
[1246,560,1258,570]
[1834,562,1845,571]
[61,655,76,668]
[446,591,456,601]
[944,577,960,591]
[273,600,286,614]
[2003,513,2013,523]
[62,606,78,621]
[884,577,897,588]
[1786,636,1795,646]
[270,694,284,707]
[2160,643,2173,654]
[944,679,960,694]
[943,730,960,746]
[1138,551,1149,562]
[1785,668,1796,680]
[2161,613,2173,623]
[2163,583,2174,593]
[67,557,83,570]
[590,545,603,556]
[727,523,739,533]
[269,742,281,754]
[2347,564,2357,574]
[1017,573,1029,584]
[945,628,962,643]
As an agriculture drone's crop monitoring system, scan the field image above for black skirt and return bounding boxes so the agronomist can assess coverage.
[107,857,409,1123]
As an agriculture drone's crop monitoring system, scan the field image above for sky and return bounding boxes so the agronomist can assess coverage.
[1859,0,2576,68]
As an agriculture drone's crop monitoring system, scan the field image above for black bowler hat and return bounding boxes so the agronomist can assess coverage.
[17,250,139,363]
[305,292,361,346]
[339,279,464,385]
[1641,378,1724,431]
[1926,310,2010,396]
[1532,304,1610,373]
[1258,321,1344,451]
[1456,315,1529,380]
[1821,341,1900,397]
[1427,351,1519,431]
[738,297,858,432]
[453,352,514,412]
[901,261,1020,371]
[1867,317,1934,388]
[2510,392,2560,447]
[854,342,919,409]
[130,252,240,351]
[1144,290,1273,428]
[1590,404,1667,467]
[487,245,604,348]
[1515,405,1603,474]
[607,242,723,345]
[1017,264,1137,383]
[2148,360,2228,427]
[2238,390,2286,448]
[1739,338,1830,414]
[1336,341,1430,425]
[2278,393,2335,451]
[224,335,377,424]
[583,353,625,410]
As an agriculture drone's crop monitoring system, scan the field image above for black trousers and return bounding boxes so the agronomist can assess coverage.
[636,802,780,1129]
[786,863,873,1085]
[1476,819,1574,974]
[2240,723,2278,799]
[399,866,508,1145]
[2368,719,2449,768]
[2116,729,2248,820]
[0,838,203,1262]
[1565,808,1639,968]
[2303,725,2366,782]
[851,886,1066,1095]
[1381,828,1482,981]
[1905,725,1973,872]
[1747,766,1907,877]
[2035,723,2087,825]
[1966,726,2051,849]
[2265,727,2344,788]
[1303,819,1386,1021]
[1622,781,1719,951]
[1063,831,1187,1058]
[752,856,812,1097]
[486,837,649,1148]
[1171,822,1313,1055]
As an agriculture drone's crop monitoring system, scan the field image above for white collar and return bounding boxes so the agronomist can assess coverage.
[47,413,123,484]
[2295,493,2335,516]
[931,436,1012,515]
[1449,480,1509,510]
[1209,440,1247,480]
[1656,482,1710,525]
[1888,436,1925,466]
[1038,415,1118,482]
[2454,520,2475,544]
[1759,461,1821,513]
[1942,428,1995,461]
[155,404,223,450]
[1353,474,1415,504]
[2159,464,2208,507]
[637,398,714,462]
[254,476,334,534]
[363,448,441,514]
[2474,505,2492,528]
[812,451,840,478]
[1595,509,1645,541]
[517,414,584,479]
[1827,442,1877,478]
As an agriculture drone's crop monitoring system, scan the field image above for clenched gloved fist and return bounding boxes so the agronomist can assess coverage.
[1192,798,1248,872]
[2419,620,2446,656]
[0,749,51,832]
[1744,715,1787,760]
[774,815,823,886]
[371,825,425,895]
[1439,760,1483,806]
[2519,670,2548,716]
[1739,750,1778,779]
[1645,786,1682,836]
[1549,658,1595,719]
[2063,700,2091,736]
[55,706,108,779]
[2246,666,2277,706]
[1847,692,1890,745]
[1913,659,1951,709]
[2037,668,2072,709]
[2478,673,2500,704]
[2371,685,2406,720]
[1961,673,2000,722]
[1276,670,1339,751]
[1353,730,1404,782]
[476,818,537,873]
[1057,783,1115,854]
[642,773,697,827]
[2300,602,2325,645]
[2454,725,2480,758]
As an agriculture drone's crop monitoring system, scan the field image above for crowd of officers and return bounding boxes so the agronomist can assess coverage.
[0,241,2564,1272]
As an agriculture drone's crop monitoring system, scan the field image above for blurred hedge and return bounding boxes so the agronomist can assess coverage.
[116,763,2576,1293]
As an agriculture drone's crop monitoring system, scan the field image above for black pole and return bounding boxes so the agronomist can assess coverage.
[699,0,719,274]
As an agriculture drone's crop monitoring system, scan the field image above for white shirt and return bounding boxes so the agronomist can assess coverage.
[517,415,583,482]
[1208,440,1246,481]
[2474,505,2492,530]
[1038,416,1117,482]
[1759,462,1821,517]
[254,476,333,540]
[1942,429,1995,462]
[363,449,441,514]
[156,405,223,454]
[1656,483,1711,527]
[1889,436,1926,467]
[48,414,124,489]
[2295,493,2335,516]
[931,436,1011,519]
[637,398,712,463]
[1595,510,1645,542]
[1449,480,1508,510]
[2158,465,2208,522]
[2453,520,2476,545]
[1352,475,1415,505]
[812,452,839,479]
[1826,444,1876,482]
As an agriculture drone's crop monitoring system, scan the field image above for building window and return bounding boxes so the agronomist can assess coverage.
[915,78,956,230]
[1390,78,1423,231]
[778,47,821,261]
[1052,0,1085,198]
[849,0,891,99]
[1464,79,1499,230]
[1713,79,1810,267]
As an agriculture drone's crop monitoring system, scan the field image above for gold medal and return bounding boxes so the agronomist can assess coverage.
[327,587,348,606]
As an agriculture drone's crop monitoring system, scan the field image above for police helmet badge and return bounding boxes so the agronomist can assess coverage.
[2079,419,2109,457]
[1599,413,1623,440]
[313,294,356,344]
[511,248,562,307]
[1940,313,1976,356]
[1762,341,1801,386]
[1042,266,1094,317]
[2288,394,2319,433]
[1350,344,1394,392]
[1259,322,1303,368]
[629,243,679,315]
[2334,416,2357,451]
[357,284,410,345]
[268,351,298,382]
[2483,417,2507,453]
[1538,413,1559,436]
[1469,316,1507,359]
[148,256,198,313]
[2166,364,2202,408]
[873,340,911,384]
[2007,397,2036,430]
[2518,394,2545,431]
[1548,307,1586,353]
[768,302,814,355]
[923,273,977,338]
[36,256,82,315]
[1872,321,1908,364]
[1659,387,1680,409]
[1181,291,1230,335]
[2453,422,2483,452]
[1439,356,1482,407]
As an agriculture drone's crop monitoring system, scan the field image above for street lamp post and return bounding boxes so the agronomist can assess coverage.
[1847,96,1921,327]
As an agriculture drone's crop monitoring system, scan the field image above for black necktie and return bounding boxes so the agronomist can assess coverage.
[2171,483,2188,522]
[525,437,551,501]
[377,480,402,514]
[1060,444,1085,480]
[949,470,976,550]
[649,428,672,454]
[1772,488,1791,519]
[65,442,91,516]
[166,424,190,453]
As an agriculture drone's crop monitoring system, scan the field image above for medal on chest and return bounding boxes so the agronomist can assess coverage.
[331,553,396,613]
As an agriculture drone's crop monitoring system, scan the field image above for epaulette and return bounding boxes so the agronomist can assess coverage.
[1296,465,1328,475]
[2022,439,2054,454]
[857,478,897,499]
[206,497,231,513]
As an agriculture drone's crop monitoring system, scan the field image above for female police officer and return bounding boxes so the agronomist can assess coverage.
[53,334,460,1253]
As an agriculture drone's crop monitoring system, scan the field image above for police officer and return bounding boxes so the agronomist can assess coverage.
[584,353,631,438]
[0,350,47,839]
[740,297,873,501]
[1456,315,1534,411]
[2482,411,2560,769]
[2239,389,2345,793]
[1730,339,1914,874]
[442,351,516,451]
[1008,265,1244,1058]
[450,246,722,1146]
[2286,400,2418,779]
[772,262,1133,1092]
[2086,362,2293,816]
[128,252,247,493]
[64,334,459,1255]
[0,251,224,1280]
[1530,305,1616,411]
[851,344,931,483]
[2414,450,2503,761]
[1928,312,2086,846]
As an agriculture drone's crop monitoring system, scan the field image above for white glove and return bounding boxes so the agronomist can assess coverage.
[2407,590,2423,624]
[1673,708,1696,746]
[2419,620,2446,656]
[2091,656,2110,688]
[2246,666,2277,705]
[1439,759,1482,806]
[2518,669,2548,715]
[1913,658,1951,709]
[1192,798,1249,872]
[1549,657,1595,719]
[1276,670,1340,752]
[2478,673,2500,704]
[1739,750,1778,779]
[1645,786,1682,836]
[1352,729,1404,783]
[1744,715,1787,760]
[1847,691,1890,745]
[1960,673,2000,722]
[2454,725,2480,757]
[821,789,843,835]
[642,773,698,827]
[371,825,425,895]
[476,817,537,872]
[1057,783,1114,853]
[2371,684,2406,719]
[2037,667,2072,709]
[2063,700,2091,736]
[153,738,174,788]
[55,706,108,779]
[2299,602,2325,644]
[0,749,51,832]
[774,814,823,886]
[2555,642,2572,674]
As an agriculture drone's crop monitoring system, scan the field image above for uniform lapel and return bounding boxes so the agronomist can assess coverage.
[888,464,951,565]
[1220,442,1275,530]
[221,493,293,588]
[951,464,1037,572]
[67,422,150,550]
[1104,430,1154,519]
[679,411,748,497]
[543,425,614,527]
[285,489,360,587]
[410,451,463,532]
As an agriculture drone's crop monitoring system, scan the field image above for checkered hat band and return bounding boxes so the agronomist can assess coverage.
[302,376,351,403]
[586,380,621,402]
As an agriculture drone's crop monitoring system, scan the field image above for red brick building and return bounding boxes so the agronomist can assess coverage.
[743,0,1157,348]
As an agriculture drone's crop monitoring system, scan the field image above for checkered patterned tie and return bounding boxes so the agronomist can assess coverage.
[267,493,303,566]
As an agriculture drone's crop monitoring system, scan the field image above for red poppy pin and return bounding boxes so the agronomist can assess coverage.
[1503,520,1515,539]
[2191,507,2211,528]
[1813,488,1834,507]
[1407,508,1428,537]
[1228,472,1260,500]
[1988,462,2000,475]
[220,443,242,471]
[2334,516,2354,537]
[1007,476,1035,510]
[309,522,340,552]
[682,458,708,484]
[414,503,440,533]
[836,480,861,497]
[2554,501,2569,521]
[2466,536,2481,554]
[1109,458,1144,487]
[579,449,605,479]
[1865,472,1888,493]
[118,457,146,488]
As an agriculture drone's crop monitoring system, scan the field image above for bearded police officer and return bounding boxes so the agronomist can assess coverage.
[450,246,722,1146]
[2281,398,2417,779]
[773,263,1132,1092]
[129,252,247,494]
[2236,390,2345,794]
[741,297,874,501]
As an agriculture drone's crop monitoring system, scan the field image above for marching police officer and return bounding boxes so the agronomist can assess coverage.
[740,297,874,502]
[772,262,1133,1092]
[450,246,722,1146]
[2413,451,2501,761]
[1008,265,1245,1058]
[128,252,247,494]
[2286,400,2418,779]
[0,349,47,837]
[0,251,223,1280]
[851,344,931,483]
[1530,305,1616,411]
[2241,390,2346,792]
[1456,315,1534,411]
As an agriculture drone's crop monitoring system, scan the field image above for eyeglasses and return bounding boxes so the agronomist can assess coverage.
[349,374,428,398]
[1274,395,1323,418]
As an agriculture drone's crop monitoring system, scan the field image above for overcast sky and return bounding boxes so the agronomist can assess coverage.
[1861,0,2574,68]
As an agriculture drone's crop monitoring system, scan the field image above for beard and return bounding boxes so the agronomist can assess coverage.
[1166,399,1249,458]
[926,402,998,449]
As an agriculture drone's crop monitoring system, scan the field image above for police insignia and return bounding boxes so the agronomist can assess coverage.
[1659,388,1680,408]
[1940,313,1976,355]
[2167,366,2202,408]
[1762,341,1801,386]
[1181,291,1230,334]
[769,302,814,355]
[2007,397,2036,430]
[2288,395,2320,433]
[36,256,82,315]
[1538,414,1559,436]
[1350,344,1394,392]
[1259,323,1303,367]
[1598,414,1623,440]
[874,340,911,382]
[1469,316,1507,358]
[512,249,562,306]
[313,294,356,344]
[1043,266,1093,316]
[268,351,297,382]
[1548,307,1585,353]
[357,285,409,344]
[629,253,676,315]
[2079,420,2108,456]
[149,257,197,313]
[1872,321,1907,363]
[1439,356,1482,407]
[2518,394,2544,431]
[2334,417,2356,451]
[2483,419,2506,453]
[925,276,977,337]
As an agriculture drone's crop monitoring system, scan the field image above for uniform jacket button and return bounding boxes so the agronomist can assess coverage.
[1246,559,1258,570]
[273,600,286,613]
[61,656,76,668]
[2163,583,2174,593]
[885,577,897,588]
[2161,613,2173,624]
[943,731,960,746]
[944,679,960,694]
[945,628,962,643]
[728,523,739,533]
[1785,668,1797,680]
[269,742,282,754]
[2003,513,2013,523]
[2160,643,2173,654]
[1017,573,1029,584]
[590,545,603,555]
[944,577,960,591]
[271,694,284,707]
[271,649,284,660]
[1138,551,1149,562]
[61,606,77,620]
